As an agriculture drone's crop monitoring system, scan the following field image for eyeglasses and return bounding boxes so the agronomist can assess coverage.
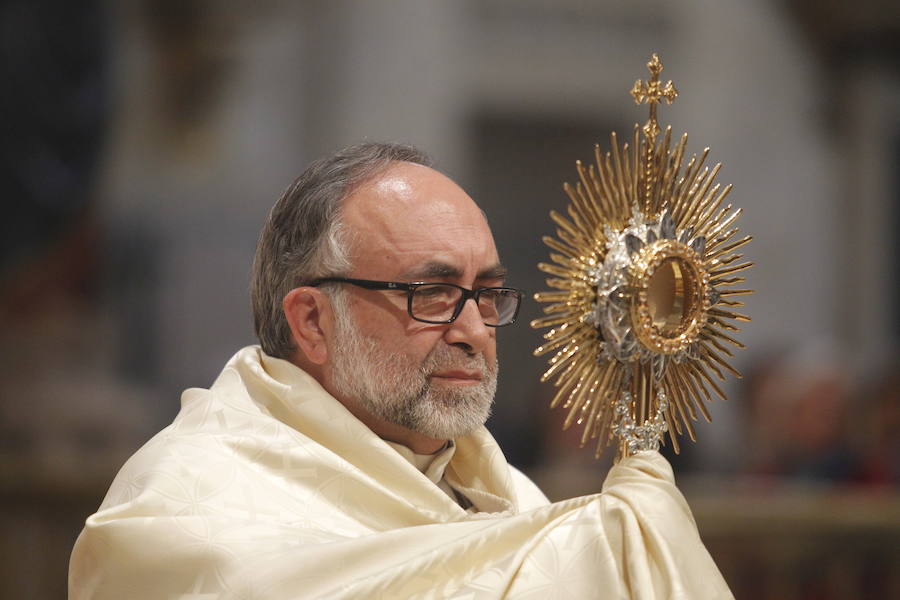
[311,277,523,327]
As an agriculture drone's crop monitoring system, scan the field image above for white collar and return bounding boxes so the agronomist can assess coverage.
[384,439,456,486]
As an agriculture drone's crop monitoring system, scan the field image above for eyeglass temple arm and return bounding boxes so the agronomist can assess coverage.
[311,277,413,291]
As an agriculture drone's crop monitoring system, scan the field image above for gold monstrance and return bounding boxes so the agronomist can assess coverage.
[532,54,753,459]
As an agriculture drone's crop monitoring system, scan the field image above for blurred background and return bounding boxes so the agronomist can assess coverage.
[1,0,898,597]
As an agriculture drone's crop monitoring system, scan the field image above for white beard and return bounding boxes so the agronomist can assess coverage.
[329,294,497,440]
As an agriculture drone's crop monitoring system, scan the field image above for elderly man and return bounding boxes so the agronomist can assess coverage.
[70,143,731,598]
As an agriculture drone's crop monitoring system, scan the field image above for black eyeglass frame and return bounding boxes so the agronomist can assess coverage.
[311,276,523,327]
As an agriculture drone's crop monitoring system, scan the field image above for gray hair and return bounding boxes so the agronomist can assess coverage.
[251,142,433,358]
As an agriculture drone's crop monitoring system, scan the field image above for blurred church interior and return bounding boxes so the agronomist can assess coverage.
[1,1,898,597]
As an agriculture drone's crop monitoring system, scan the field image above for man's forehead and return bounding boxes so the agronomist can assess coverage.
[369,168,417,199]
[400,260,508,282]
[351,162,468,215]
[342,162,500,278]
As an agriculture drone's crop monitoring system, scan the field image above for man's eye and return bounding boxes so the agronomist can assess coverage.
[415,286,457,302]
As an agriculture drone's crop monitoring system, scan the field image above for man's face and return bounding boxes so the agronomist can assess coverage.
[329,291,498,439]
[326,162,504,440]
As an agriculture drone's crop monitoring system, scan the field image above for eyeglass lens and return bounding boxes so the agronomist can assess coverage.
[410,284,519,325]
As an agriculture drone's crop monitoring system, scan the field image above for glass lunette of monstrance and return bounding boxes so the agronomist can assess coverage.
[532,54,753,460]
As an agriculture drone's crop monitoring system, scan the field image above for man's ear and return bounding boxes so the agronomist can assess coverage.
[283,287,332,365]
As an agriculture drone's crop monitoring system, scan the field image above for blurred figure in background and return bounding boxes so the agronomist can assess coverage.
[854,364,900,487]
[743,341,860,485]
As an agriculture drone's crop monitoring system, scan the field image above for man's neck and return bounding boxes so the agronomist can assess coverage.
[290,354,449,454]
[329,387,447,454]
[361,412,448,455]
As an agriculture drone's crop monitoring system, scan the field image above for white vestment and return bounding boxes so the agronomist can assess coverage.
[69,346,732,599]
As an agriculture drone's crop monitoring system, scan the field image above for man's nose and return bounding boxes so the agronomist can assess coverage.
[443,298,492,354]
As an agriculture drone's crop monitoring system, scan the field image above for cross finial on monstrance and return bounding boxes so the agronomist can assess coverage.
[630,53,678,140]
[631,53,678,211]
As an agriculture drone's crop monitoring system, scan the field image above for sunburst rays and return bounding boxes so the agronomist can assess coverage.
[532,55,752,459]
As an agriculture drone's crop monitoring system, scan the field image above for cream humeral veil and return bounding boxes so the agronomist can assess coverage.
[69,346,731,599]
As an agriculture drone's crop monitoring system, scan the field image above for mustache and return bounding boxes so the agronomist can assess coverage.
[420,345,497,377]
